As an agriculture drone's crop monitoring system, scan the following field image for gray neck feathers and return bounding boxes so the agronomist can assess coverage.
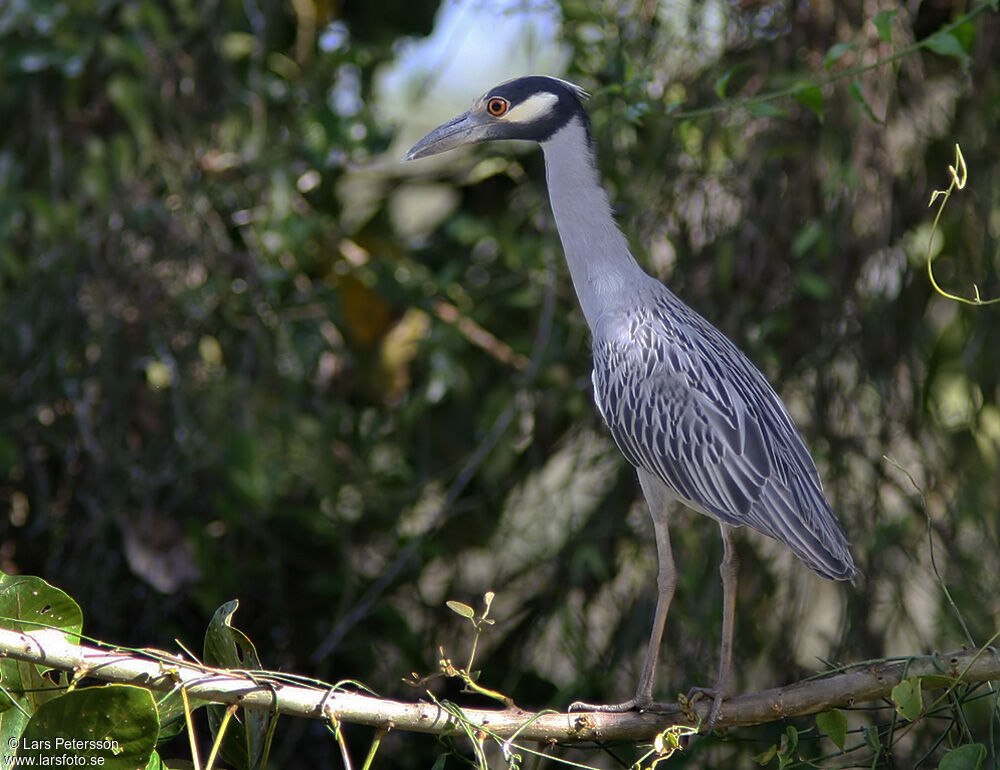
[540,117,645,330]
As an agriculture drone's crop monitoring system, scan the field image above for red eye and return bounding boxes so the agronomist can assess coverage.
[486,97,509,116]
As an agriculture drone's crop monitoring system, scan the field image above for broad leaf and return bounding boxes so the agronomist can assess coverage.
[823,41,853,69]
[891,677,923,721]
[204,601,275,770]
[794,85,824,119]
[816,709,848,750]
[873,10,896,43]
[0,573,84,759]
[19,686,158,770]
[926,31,970,63]
[939,743,986,770]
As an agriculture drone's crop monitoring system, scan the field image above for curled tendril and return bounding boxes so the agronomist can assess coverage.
[926,143,998,306]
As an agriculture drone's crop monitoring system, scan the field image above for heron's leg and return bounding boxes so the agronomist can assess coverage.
[691,524,738,731]
[632,486,676,705]
[570,470,677,713]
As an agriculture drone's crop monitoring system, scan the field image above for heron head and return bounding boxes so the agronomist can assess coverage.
[404,75,589,161]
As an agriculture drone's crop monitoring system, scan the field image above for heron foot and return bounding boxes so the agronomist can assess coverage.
[685,686,727,732]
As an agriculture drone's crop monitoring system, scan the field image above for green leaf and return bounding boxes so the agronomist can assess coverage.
[939,743,987,770]
[267,52,300,80]
[798,272,832,300]
[204,599,262,670]
[926,31,970,63]
[816,709,848,751]
[873,10,896,43]
[0,573,83,637]
[152,689,200,743]
[747,101,785,118]
[0,573,84,754]
[446,600,475,619]
[891,676,923,721]
[19,686,158,770]
[794,85,824,119]
[950,20,977,53]
[204,601,275,770]
[792,219,824,257]
[221,32,258,59]
[823,41,853,69]
[143,752,168,770]
[848,80,884,124]
[782,725,799,754]
[714,65,744,99]
[714,72,733,99]
[863,725,881,752]
[752,744,777,765]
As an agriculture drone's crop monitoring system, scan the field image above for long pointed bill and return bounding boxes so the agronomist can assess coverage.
[405,110,484,161]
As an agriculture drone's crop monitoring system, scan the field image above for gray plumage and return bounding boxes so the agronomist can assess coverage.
[406,74,855,723]
[591,281,854,580]
[537,100,854,582]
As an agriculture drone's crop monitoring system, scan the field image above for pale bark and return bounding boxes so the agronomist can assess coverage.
[1,627,996,743]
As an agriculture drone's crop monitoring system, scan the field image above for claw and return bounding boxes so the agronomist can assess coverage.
[685,686,726,732]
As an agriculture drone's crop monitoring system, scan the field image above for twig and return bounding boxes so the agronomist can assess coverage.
[2,627,998,744]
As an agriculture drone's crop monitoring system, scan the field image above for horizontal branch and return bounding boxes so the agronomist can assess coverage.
[1,627,997,743]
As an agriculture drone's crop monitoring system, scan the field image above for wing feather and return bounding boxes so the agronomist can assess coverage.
[592,286,855,580]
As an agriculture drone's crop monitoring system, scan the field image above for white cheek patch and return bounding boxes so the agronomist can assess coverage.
[502,91,559,124]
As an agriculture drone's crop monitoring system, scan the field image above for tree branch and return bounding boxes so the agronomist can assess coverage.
[2,627,997,743]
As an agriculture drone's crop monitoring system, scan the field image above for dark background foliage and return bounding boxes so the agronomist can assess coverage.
[1,0,998,766]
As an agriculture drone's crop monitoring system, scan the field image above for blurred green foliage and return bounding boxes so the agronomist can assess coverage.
[1,0,999,766]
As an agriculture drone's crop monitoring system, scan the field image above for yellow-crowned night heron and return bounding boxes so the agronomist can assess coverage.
[405,75,856,727]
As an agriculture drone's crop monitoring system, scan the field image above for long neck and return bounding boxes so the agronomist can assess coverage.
[540,117,645,330]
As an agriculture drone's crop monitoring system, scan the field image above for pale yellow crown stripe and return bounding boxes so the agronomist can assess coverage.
[501,92,560,124]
